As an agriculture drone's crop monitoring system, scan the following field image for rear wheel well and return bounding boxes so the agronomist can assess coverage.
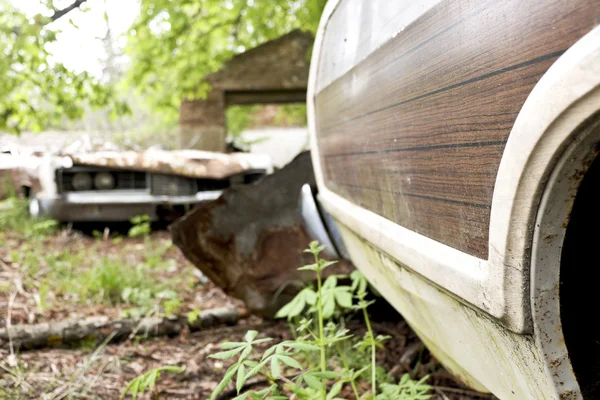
[561,141,600,398]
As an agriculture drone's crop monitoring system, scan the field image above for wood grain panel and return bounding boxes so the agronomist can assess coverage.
[316,0,441,92]
[322,145,505,206]
[332,182,491,257]
[315,0,600,258]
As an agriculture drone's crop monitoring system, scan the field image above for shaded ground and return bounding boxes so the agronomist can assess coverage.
[0,222,497,399]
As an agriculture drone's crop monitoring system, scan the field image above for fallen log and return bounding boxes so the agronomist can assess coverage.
[171,152,354,318]
[0,306,239,350]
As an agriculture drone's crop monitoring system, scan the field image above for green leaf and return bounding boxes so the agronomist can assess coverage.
[121,365,184,399]
[209,347,244,360]
[303,288,317,305]
[121,376,141,399]
[284,342,320,352]
[352,366,369,380]
[245,330,259,342]
[351,270,368,295]
[210,364,238,400]
[144,369,158,392]
[322,293,336,319]
[246,358,268,380]
[251,338,273,344]
[327,380,344,399]
[306,241,325,255]
[262,345,277,361]
[236,363,246,394]
[286,296,306,319]
[311,371,342,379]
[323,276,337,289]
[335,290,353,309]
[276,355,302,369]
[240,344,253,361]
[297,263,319,271]
[320,260,338,270]
[303,373,324,390]
[270,356,281,378]
[275,300,294,319]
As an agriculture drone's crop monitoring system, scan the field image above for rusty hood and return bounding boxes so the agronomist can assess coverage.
[61,149,272,179]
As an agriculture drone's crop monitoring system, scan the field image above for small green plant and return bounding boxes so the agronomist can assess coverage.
[0,197,58,237]
[121,365,185,399]
[376,376,432,400]
[208,241,432,400]
[80,258,148,305]
[187,308,202,325]
[163,296,183,318]
[143,239,174,269]
[120,285,182,318]
[128,214,151,237]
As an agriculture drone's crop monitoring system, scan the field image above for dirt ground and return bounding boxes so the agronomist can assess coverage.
[0,226,497,400]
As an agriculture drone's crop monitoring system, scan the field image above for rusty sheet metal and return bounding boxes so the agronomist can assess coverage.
[171,152,353,317]
[0,154,40,199]
[65,149,272,179]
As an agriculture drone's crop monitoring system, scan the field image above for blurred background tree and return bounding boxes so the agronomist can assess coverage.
[0,0,127,134]
[1,0,326,145]
[126,0,325,119]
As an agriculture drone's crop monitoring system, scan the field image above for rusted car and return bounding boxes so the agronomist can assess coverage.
[1,146,43,200]
[303,1,600,399]
[28,149,271,222]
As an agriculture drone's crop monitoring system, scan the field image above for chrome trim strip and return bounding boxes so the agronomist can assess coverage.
[60,190,223,205]
[299,184,339,258]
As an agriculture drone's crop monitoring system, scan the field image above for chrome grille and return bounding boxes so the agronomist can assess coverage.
[151,174,197,196]
[57,168,147,192]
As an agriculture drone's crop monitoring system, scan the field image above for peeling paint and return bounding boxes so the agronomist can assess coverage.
[65,149,272,179]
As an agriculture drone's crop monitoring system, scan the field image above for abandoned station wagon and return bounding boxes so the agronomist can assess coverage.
[304,1,600,399]
[29,150,271,222]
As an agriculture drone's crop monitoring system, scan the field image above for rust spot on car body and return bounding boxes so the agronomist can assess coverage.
[171,152,353,317]
[66,149,270,179]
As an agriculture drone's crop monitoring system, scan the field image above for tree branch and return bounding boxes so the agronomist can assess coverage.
[50,0,87,22]
[232,2,248,42]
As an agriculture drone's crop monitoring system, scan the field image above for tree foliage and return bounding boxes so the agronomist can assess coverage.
[0,0,126,134]
[1,0,324,136]
[127,0,326,120]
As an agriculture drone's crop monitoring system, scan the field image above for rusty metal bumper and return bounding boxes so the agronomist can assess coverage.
[37,190,222,222]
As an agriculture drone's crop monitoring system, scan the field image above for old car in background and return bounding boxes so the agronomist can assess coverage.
[26,149,271,222]
[1,145,44,200]
[302,0,600,399]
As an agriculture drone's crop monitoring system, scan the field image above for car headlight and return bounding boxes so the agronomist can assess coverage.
[94,172,115,190]
[72,172,93,191]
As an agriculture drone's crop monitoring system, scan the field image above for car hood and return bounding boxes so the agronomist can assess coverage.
[58,150,273,179]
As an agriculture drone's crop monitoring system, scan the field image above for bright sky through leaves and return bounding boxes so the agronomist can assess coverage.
[10,0,139,77]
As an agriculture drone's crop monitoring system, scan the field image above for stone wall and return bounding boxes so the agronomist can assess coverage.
[179,30,313,152]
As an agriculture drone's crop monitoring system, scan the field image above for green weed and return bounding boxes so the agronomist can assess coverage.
[0,198,59,237]
[128,215,151,238]
[121,365,185,399]
[208,241,432,400]
[2,207,185,321]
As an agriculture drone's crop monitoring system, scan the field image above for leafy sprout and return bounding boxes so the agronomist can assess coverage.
[121,365,185,399]
[207,241,433,400]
